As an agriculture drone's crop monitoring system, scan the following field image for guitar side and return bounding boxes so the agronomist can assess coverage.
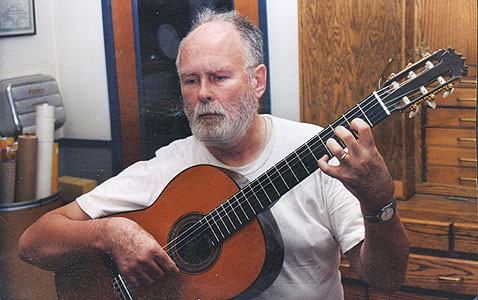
[55,165,284,300]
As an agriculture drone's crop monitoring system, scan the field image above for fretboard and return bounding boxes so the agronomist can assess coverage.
[188,88,394,247]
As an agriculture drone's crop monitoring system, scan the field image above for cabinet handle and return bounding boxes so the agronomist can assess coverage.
[458,177,477,182]
[461,79,477,84]
[458,158,477,162]
[437,275,464,282]
[339,262,351,268]
[457,97,477,102]
[457,137,476,142]
[459,118,476,123]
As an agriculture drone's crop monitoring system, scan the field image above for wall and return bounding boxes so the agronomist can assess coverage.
[0,0,111,141]
[266,0,300,122]
[0,1,301,137]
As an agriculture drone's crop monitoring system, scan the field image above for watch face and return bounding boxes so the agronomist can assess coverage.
[380,207,395,221]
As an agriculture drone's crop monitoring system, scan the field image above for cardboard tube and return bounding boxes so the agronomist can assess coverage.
[35,104,55,199]
[0,159,16,203]
[51,142,59,194]
[15,135,38,202]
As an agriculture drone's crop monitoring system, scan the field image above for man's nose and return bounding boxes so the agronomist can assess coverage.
[198,80,213,102]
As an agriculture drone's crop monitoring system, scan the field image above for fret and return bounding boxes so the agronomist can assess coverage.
[226,199,243,226]
[341,114,359,139]
[274,165,290,189]
[210,208,230,238]
[317,135,333,157]
[249,185,264,209]
[220,203,236,230]
[234,195,250,221]
[256,177,273,204]
[305,143,318,161]
[242,190,256,215]
[284,159,299,183]
[215,206,231,235]
[265,172,281,197]
[202,217,220,244]
[356,102,373,127]
[210,210,225,239]
[293,150,310,175]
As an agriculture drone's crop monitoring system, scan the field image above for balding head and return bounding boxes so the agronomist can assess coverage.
[176,9,263,73]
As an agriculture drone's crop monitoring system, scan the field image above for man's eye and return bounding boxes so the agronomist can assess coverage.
[184,78,197,84]
[215,76,227,81]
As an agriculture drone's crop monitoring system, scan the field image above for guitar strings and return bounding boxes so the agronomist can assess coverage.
[166,66,437,254]
[166,86,396,253]
[164,85,398,253]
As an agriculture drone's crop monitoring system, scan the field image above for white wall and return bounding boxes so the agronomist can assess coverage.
[0,0,111,141]
[266,0,300,122]
[0,1,300,140]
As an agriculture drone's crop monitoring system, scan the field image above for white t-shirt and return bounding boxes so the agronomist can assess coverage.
[77,115,364,299]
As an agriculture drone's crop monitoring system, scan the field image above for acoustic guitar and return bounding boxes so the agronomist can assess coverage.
[55,48,467,300]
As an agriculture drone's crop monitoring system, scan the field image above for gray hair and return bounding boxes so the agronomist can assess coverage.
[175,9,264,72]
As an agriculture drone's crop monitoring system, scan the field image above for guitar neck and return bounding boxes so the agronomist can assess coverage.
[199,89,393,246]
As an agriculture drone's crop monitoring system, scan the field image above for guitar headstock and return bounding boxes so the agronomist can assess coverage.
[380,47,468,118]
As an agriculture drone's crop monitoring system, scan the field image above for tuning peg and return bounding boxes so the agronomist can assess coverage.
[426,99,436,109]
[443,87,455,98]
[408,105,419,118]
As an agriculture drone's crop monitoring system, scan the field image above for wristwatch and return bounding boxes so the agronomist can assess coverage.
[362,196,397,223]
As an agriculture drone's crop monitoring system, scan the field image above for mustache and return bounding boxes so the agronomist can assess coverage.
[192,101,226,118]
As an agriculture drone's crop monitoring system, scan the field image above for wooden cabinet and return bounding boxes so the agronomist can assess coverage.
[418,77,477,198]
[341,195,478,299]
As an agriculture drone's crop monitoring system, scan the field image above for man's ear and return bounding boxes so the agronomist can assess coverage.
[252,64,267,99]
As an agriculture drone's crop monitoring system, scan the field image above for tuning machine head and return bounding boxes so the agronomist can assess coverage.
[442,83,455,98]
[408,104,419,118]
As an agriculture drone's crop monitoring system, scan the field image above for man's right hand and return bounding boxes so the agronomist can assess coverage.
[102,217,180,286]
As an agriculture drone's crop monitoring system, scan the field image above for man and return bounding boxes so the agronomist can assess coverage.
[19,9,409,299]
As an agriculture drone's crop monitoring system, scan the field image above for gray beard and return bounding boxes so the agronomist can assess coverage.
[183,93,259,147]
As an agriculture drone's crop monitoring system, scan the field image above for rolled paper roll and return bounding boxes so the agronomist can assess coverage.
[0,159,16,203]
[15,135,38,202]
[35,104,55,199]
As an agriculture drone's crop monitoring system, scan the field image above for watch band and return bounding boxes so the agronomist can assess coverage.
[362,195,397,223]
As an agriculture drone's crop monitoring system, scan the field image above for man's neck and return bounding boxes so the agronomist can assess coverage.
[205,114,268,167]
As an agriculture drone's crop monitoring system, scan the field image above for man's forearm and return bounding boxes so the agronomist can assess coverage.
[18,211,109,271]
[358,213,410,293]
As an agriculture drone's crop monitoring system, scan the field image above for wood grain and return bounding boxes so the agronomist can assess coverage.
[426,128,476,148]
[298,0,412,190]
[415,0,477,67]
[425,107,476,128]
[401,217,450,251]
[453,222,478,254]
[234,0,259,27]
[111,0,142,168]
[405,253,478,294]
[369,290,449,300]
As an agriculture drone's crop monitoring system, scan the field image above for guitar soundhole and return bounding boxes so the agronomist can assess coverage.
[167,212,222,274]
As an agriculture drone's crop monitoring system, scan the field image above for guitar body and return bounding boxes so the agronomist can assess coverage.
[55,165,284,300]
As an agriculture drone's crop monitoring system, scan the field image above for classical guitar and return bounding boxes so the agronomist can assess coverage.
[55,48,467,300]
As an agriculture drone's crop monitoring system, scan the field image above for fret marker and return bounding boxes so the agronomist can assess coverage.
[373,91,390,115]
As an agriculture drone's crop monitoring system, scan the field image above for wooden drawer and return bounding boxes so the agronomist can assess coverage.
[369,290,449,300]
[405,253,478,295]
[339,258,360,280]
[401,218,450,251]
[453,222,478,254]
[435,87,476,108]
[343,282,367,300]
[426,165,477,187]
[426,146,476,167]
[426,107,475,128]
[426,128,476,148]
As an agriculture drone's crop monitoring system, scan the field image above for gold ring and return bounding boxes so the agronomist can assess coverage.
[339,152,348,161]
